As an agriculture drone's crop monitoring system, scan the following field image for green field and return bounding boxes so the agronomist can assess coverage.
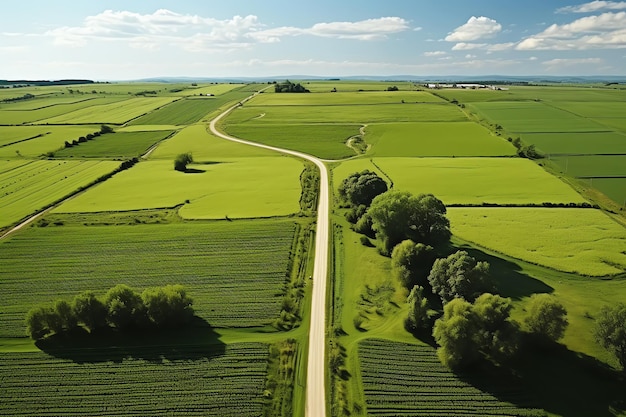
[359,339,541,416]
[0,220,296,336]
[54,158,302,218]
[448,207,626,276]
[0,160,120,229]
[250,90,445,106]
[0,125,102,157]
[553,101,626,119]
[223,124,360,159]
[53,130,175,159]
[580,177,626,205]
[0,343,268,416]
[0,97,127,125]
[523,131,626,155]
[550,155,626,177]
[335,157,586,205]
[39,97,177,125]
[365,122,516,157]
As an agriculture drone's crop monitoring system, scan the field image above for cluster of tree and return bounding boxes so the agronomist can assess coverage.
[63,125,113,149]
[595,303,626,373]
[25,284,194,340]
[1,93,35,103]
[387,86,399,91]
[274,80,310,93]
[174,152,194,172]
[510,137,541,159]
[299,163,320,214]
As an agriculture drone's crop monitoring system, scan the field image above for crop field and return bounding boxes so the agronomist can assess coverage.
[0,126,103,158]
[54,130,175,159]
[0,220,296,335]
[469,102,608,133]
[523,132,626,155]
[580,177,626,205]
[0,343,268,416]
[128,98,218,125]
[0,160,120,229]
[148,124,276,159]
[448,207,626,276]
[359,339,541,416]
[54,157,302,218]
[223,124,360,159]
[250,90,445,106]
[303,81,417,93]
[549,155,626,177]
[338,157,586,205]
[365,122,516,157]
[552,101,626,119]
[0,96,98,111]
[0,97,127,125]
[39,96,177,124]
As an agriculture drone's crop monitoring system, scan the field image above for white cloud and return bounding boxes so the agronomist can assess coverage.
[445,16,502,42]
[424,51,447,56]
[451,42,514,51]
[529,56,538,60]
[465,54,477,59]
[517,11,626,50]
[557,1,626,13]
[542,57,603,70]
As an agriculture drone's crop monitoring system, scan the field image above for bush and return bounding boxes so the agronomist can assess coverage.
[174,152,193,172]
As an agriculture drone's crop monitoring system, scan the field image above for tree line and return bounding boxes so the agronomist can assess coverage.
[26,284,194,340]
[339,170,626,372]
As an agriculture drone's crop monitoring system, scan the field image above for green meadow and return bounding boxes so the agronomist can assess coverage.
[54,157,302,218]
[0,125,101,158]
[365,122,516,157]
[54,130,175,159]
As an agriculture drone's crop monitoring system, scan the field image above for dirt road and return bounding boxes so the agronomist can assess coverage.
[209,94,329,417]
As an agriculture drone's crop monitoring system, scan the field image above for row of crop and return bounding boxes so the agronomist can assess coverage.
[0,343,268,417]
[359,339,542,417]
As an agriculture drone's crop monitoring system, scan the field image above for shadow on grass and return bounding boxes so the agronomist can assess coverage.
[457,344,626,417]
[183,168,206,174]
[35,317,225,364]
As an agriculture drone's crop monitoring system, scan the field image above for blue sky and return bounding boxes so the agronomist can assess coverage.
[2,0,625,79]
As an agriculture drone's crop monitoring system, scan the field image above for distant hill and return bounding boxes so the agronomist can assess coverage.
[0,79,94,87]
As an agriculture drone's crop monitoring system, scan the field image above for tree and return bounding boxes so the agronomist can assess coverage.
[406,285,430,332]
[594,303,626,372]
[338,170,388,208]
[174,152,193,172]
[73,291,108,331]
[104,284,146,329]
[100,124,114,134]
[25,306,52,340]
[427,251,493,303]
[391,240,434,289]
[142,284,194,327]
[523,294,568,343]
[53,299,78,332]
[433,294,517,369]
[368,191,450,255]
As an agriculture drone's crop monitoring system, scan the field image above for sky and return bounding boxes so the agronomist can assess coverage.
[1,0,626,80]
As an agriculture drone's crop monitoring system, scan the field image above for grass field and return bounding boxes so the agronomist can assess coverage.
[448,207,626,276]
[223,123,360,159]
[553,101,626,119]
[359,339,542,416]
[0,343,268,416]
[53,130,175,159]
[0,97,127,125]
[0,125,101,157]
[0,160,120,229]
[335,157,587,205]
[250,90,445,106]
[53,157,302,218]
[0,220,296,336]
[550,155,626,177]
[579,177,626,206]
[39,97,177,125]
[365,122,516,157]
[523,132,626,155]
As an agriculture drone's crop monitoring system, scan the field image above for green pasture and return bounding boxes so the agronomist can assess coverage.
[0,96,97,111]
[116,125,180,132]
[250,90,444,106]
[39,97,177,125]
[223,124,360,159]
[0,160,120,229]
[0,343,268,416]
[149,124,276,160]
[365,122,516,157]
[523,131,626,155]
[226,102,467,124]
[0,97,127,125]
[54,130,175,159]
[0,125,101,158]
[553,101,626,119]
[0,220,295,335]
[448,207,626,276]
[335,157,586,205]
[433,85,626,103]
[470,101,608,133]
[296,80,417,93]
[579,177,626,206]
[550,155,626,177]
[54,157,302,218]
[0,85,69,99]
[593,117,626,133]
[172,83,244,96]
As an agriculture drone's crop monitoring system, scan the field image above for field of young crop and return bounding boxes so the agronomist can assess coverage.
[54,130,175,159]
[359,339,542,416]
[469,101,608,133]
[365,122,516,157]
[0,125,100,151]
[0,220,296,336]
[581,177,626,206]
[0,160,120,229]
[337,157,586,205]
[552,101,626,119]
[549,155,626,177]
[54,157,302,218]
[0,343,268,416]
[39,97,177,125]
[223,123,360,159]
[448,207,626,276]
[0,97,127,125]
[148,124,276,159]
[523,132,626,155]
[250,90,445,106]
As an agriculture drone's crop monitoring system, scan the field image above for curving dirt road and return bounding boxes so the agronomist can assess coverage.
[209,94,328,417]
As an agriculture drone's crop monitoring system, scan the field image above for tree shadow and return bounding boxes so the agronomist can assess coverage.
[183,168,206,174]
[35,316,225,364]
[457,344,626,417]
